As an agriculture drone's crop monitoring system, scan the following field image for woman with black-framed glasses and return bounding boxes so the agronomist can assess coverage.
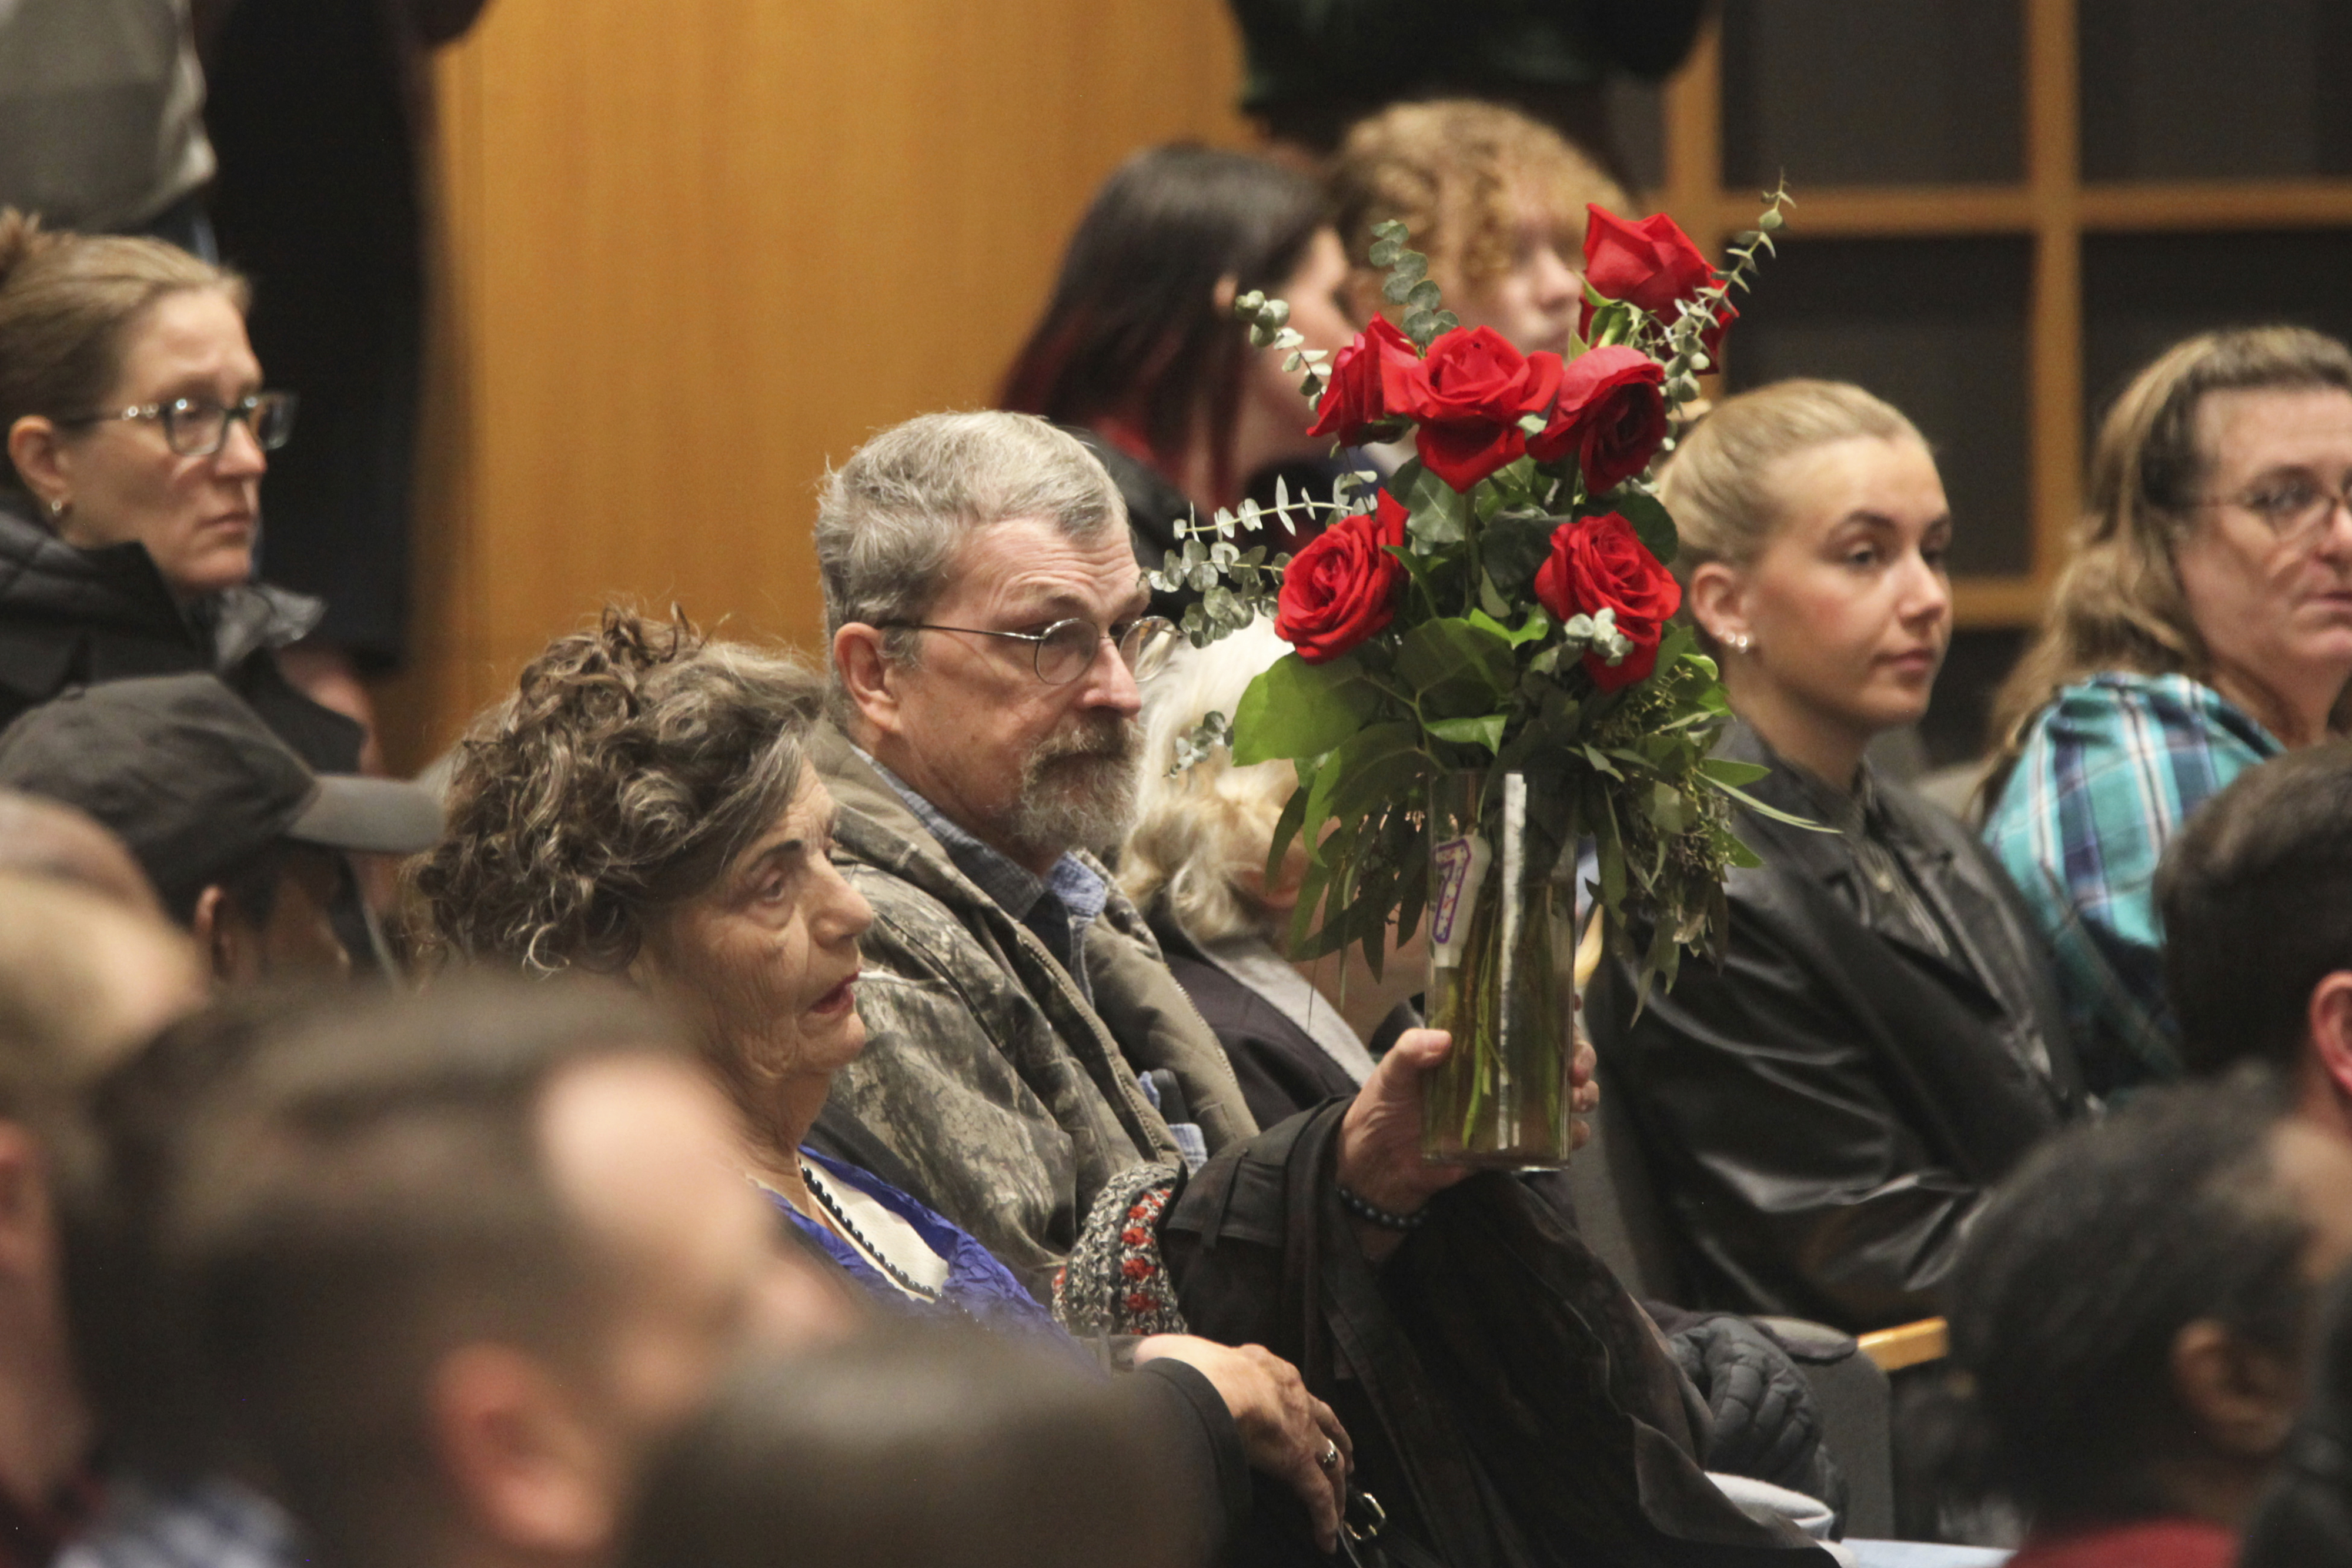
[0,208,360,775]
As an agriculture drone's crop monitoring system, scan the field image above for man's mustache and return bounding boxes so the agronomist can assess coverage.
[1030,717,1141,768]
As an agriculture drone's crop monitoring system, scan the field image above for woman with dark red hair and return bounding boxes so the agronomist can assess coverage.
[1000,145,1358,620]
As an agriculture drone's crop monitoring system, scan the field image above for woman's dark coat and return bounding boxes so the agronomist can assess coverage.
[1583,723,2089,1332]
[1144,897,1370,1130]
[0,493,363,771]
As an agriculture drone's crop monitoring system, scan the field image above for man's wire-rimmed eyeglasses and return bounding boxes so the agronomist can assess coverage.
[879,616,1180,685]
[58,392,299,457]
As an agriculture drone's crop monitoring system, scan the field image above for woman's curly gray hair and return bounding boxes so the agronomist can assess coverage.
[409,608,826,975]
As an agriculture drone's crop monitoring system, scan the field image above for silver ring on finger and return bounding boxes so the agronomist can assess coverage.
[1319,1441,1342,1471]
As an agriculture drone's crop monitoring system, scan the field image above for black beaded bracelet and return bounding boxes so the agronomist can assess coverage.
[1335,1181,1428,1231]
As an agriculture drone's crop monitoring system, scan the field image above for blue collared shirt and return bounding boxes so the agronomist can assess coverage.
[859,751,1111,1004]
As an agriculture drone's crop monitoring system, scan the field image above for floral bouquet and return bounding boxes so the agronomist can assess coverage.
[1151,191,1795,1168]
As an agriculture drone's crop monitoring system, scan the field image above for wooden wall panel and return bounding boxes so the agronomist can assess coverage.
[377,1,1250,770]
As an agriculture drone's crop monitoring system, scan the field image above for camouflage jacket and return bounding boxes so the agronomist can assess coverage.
[813,723,1257,1291]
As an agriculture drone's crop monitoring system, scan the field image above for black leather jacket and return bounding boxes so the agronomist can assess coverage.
[1583,723,2090,1332]
[0,492,362,771]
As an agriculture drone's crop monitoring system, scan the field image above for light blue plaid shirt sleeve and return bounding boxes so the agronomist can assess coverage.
[1983,672,2280,1093]
[58,1475,302,1568]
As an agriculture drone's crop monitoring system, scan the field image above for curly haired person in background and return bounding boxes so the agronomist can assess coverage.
[1328,98,1628,363]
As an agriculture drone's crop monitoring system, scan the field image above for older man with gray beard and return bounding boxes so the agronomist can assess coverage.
[809,412,1499,1288]
[811,412,1271,1289]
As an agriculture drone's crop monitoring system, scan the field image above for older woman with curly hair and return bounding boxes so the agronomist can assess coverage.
[407,607,1363,1553]
[416,607,1860,1566]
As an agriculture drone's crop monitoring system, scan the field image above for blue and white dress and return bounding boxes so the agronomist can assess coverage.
[774,1146,1071,1341]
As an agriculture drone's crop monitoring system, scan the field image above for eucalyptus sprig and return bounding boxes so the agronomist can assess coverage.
[1145,470,1379,648]
[1658,180,1793,406]
[1234,289,1335,404]
[1365,220,1459,350]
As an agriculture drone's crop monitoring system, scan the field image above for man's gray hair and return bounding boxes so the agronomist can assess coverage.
[814,412,1128,684]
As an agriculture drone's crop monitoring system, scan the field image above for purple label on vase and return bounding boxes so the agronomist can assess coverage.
[1430,833,1490,967]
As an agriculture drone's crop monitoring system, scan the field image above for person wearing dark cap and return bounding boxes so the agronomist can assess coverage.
[0,673,439,982]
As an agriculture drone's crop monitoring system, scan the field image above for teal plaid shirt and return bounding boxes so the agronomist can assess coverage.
[1983,672,2280,1094]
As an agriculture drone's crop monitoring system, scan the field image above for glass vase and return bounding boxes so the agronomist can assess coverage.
[1421,770,1576,1170]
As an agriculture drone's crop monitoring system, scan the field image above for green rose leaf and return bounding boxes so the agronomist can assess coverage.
[1477,571,1512,619]
[1481,508,1558,599]
[1265,761,1314,883]
[1585,298,1637,348]
[1696,757,1772,787]
[1302,722,1425,839]
[1605,487,1679,566]
[1428,713,1507,754]
[1231,653,1382,765]
[1396,459,1471,543]
[1649,780,1689,835]
[1467,604,1549,648]
[1395,616,1514,716]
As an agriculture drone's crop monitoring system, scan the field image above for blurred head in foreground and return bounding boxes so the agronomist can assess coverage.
[2160,740,2352,1144]
[157,977,856,1568]
[1950,1078,2352,1542]
[623,1328,1204,1568]
[0,675,441,984]
[0,787,161,915]
[0,872,198,1533]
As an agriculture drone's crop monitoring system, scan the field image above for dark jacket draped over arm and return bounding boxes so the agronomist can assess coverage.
[1163,1101,1836,1568]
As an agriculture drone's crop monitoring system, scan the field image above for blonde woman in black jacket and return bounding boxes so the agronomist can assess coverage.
[1584,380,2090,1333]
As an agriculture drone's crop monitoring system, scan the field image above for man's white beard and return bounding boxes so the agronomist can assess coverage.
[1004,715,1143,861]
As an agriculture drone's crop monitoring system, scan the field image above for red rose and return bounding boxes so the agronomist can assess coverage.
[1306,315,1419,444]
[1274,492,1409,663]
[1527,345,1668,494]
[1579,206,1735,355]
[1381,326,1565,492]
[1532,511,1683,691]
